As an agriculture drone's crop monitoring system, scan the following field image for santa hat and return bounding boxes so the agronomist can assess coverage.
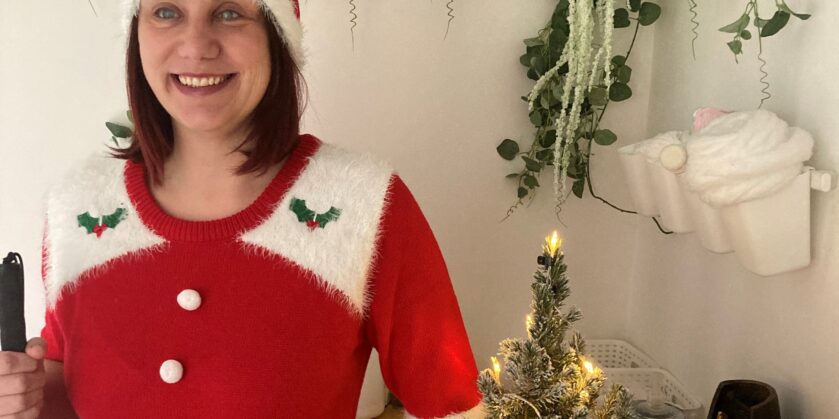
[123,0,305,67]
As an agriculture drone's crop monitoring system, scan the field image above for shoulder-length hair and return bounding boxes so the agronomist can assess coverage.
[109,12,307,187]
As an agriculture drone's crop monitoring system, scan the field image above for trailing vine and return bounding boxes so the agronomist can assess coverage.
[719,0,811,107]
[497,0,661,221]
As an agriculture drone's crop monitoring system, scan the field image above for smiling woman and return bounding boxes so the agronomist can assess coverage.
[0,1,488,418]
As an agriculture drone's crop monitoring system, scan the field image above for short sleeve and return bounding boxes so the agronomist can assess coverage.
[39,218,64,362]
[364,175,485,418]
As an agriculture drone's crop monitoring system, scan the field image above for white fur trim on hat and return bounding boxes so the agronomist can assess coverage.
[123,0,305,67]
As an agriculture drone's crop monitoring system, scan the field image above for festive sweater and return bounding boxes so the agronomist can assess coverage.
[39,134,486,419]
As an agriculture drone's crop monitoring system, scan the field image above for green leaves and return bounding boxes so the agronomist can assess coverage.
[589,87,608,106]
[615,65,632,84]
[613,8,631,28]
[522,156,542,172]
[638,2,661,26]
[727,40,742,55]
[720,14,750,33]
[593,129,617,146]
[106,122,132,138]
[497,139,520,160]
[760,11,790,37]
[609,83,632,102]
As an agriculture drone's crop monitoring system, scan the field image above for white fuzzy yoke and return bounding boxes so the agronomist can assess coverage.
[238,143,394,318]
[43,154,167,308]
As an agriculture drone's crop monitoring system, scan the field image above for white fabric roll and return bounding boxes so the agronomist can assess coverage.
[683,109,814,207]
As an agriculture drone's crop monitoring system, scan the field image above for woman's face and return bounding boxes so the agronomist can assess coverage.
[138,0,271,138]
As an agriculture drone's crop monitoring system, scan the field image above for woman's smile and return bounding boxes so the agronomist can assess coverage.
[169,73,237,97]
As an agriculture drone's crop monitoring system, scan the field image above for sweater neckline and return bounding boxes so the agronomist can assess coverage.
[124,134,321,242]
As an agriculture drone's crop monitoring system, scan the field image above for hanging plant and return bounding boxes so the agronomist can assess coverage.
[497,0,661,220]
[346,0,456,43]
[719,0,811,107]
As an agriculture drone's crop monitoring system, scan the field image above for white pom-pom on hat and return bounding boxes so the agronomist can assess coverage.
[123,0,305,68]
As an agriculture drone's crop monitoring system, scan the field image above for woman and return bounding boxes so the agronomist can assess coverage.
[0,1,485,417]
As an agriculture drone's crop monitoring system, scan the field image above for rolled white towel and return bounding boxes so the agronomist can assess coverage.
[683,109,814,207]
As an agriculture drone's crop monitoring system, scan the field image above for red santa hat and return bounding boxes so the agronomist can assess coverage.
[123,0,305,67]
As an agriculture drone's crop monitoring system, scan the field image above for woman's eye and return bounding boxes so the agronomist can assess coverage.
[219,10,242,21]
[153,7,179,20]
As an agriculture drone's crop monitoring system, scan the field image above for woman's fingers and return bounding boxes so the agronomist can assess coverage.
[0,388,43,416]
[0,371,45,397]
[0,399,42,419]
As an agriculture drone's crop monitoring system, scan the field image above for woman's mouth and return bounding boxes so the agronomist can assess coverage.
[170,73,236,96]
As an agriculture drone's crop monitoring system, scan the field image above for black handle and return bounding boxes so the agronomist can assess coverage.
[0,252,27,352]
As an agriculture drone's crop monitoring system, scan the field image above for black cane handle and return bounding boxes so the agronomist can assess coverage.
[0,252,27,352]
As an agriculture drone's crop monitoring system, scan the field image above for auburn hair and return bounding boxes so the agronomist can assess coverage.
[109,12,307,187]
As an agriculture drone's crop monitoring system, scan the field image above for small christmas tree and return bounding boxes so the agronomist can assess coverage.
[477,232,636,418]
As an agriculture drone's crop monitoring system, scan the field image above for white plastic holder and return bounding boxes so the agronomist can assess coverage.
[720,167,830,276]
[679,178,733,254]
[648,162,694,233]
[618,145,659,216]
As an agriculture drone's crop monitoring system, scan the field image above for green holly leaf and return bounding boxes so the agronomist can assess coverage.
[497,139,520,161]
[106,122,133,139]
[638,2,661,26]
[102,208,126,228]
[760,11,790,37]
[613,8,631,28]
[609,83,633,102]
[719,14,750,33]
[593,129,618,146]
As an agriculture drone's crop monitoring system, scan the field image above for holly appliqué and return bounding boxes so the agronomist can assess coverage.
[77,208,127,238]
[290,198,341,230]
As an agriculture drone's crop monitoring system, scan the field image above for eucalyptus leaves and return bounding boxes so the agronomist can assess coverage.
[497,0,660,219]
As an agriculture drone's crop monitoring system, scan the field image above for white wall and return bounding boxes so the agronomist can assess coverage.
[627,0,838,417]
[5,0,833,417]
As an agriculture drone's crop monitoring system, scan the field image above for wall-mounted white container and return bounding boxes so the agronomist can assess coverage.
[679,178,733,254]
[618,146,658,216]
[619,158,831,276]
[721,169,812,276]
[649,163,694,233]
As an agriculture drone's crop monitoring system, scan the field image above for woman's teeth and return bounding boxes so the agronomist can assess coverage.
[177,75,229,88]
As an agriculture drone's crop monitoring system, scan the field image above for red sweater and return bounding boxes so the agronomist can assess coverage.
[39,134,485,418]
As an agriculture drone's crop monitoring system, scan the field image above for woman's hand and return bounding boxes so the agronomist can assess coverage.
[0,338,47,418]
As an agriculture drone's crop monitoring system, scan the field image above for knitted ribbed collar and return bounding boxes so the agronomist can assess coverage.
[124,134,320,242]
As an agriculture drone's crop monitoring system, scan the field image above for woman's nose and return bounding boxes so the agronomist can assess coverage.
[177,20,221,61]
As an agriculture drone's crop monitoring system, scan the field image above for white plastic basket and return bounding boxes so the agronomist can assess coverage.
[586,340,703,416]
[585,339,659,369]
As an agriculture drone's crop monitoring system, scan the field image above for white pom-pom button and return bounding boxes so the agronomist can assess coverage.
[177,289,202,311]
[159,359,184,384]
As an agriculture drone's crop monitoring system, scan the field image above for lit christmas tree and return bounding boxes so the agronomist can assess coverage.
[477,232,635,418]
